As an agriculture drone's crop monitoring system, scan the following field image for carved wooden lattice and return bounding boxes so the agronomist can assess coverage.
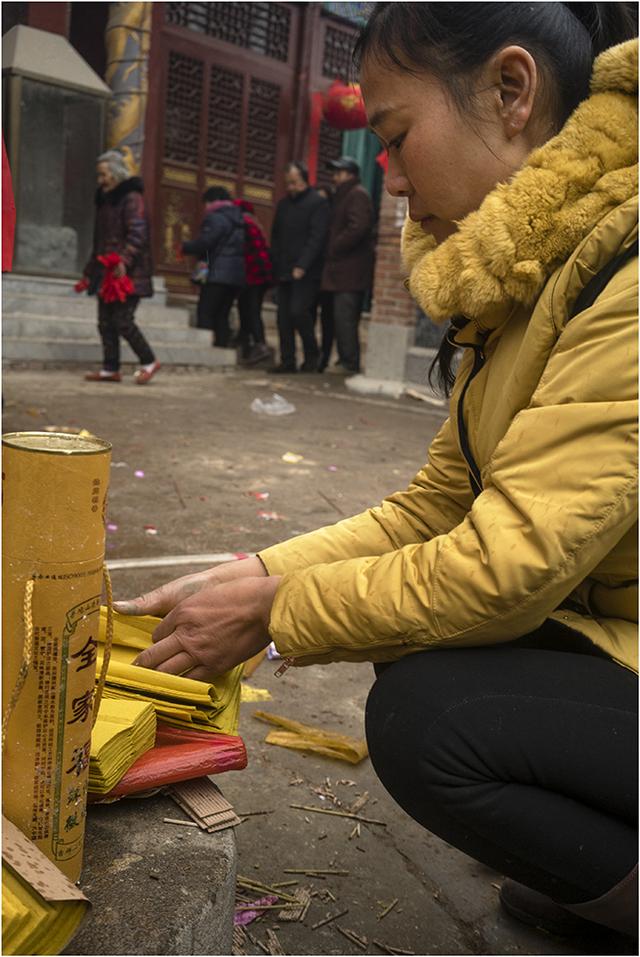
[316,120,343,190]
[166,2,291,62]
[207,66,243,174]
[322,23,355,79]
[164,51,203,165]
[244,77,280,183]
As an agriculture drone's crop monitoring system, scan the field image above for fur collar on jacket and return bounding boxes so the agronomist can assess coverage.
[96,177,144,207]
[401,39,638,332]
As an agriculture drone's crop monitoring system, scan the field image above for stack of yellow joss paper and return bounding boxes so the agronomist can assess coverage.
[2,819,89,956]
[89,697,156,795]
[97,609,242,736]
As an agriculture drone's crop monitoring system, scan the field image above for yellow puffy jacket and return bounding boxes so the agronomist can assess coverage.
[259,40,638,673]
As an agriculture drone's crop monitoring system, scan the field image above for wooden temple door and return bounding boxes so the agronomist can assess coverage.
[148,2,300,295]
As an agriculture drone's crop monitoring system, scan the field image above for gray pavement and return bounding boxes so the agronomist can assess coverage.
[3,367,634,957]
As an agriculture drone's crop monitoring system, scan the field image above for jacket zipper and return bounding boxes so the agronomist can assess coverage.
[456,342,486,498]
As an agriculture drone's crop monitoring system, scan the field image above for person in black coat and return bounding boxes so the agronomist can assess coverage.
[182,186,246,348]
[269,162,330,372]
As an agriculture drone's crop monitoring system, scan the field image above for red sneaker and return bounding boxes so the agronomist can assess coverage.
[84,370,122,382]
[134,361,161,385]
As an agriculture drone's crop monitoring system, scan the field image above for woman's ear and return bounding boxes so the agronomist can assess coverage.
[493,45,538,139]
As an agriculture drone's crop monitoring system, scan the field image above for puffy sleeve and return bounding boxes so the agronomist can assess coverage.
[267,266,638,663]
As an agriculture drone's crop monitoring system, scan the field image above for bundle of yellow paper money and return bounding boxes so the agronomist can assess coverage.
[97,609,242,735]
[2,819,89,956]
[89,697,156,795]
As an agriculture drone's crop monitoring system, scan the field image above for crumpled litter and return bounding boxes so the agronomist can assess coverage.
[248,491,269,500]
[250,393,296,416]
[234,895,278,926]
[257,510,283,521]
[253,711,369,765]
[240,685,272,702]
[282,452,304,464]
[144,525,158,535]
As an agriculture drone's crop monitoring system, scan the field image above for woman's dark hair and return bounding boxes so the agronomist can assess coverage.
[286,160,310,184]
[203,186,231,203]
[353,2,637,394]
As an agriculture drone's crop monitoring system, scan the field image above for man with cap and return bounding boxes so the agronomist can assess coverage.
[320,156,375,374]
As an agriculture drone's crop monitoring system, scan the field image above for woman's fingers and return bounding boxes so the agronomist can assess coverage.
[154,651,196,676]
[114,575,208,618]
[133,631,183,670]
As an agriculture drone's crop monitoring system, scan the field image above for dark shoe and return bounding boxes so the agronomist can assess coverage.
[268,364,296,374]
[243,343,272,366]
[299,360,320,373]
[84,370,122,382]
[499,880,594,937]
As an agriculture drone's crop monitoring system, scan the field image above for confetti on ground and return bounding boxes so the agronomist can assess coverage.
[111,461,129,468]
[144,525,158,535]
[257,511,283,521]
[248,491,270,500]
[282,452,304,464]
[327,465,338,472]
[107,523,118,532]
[134,470,145,478]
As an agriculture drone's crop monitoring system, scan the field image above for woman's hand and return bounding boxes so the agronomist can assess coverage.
[113,556,268,619]
[132,575,281,681]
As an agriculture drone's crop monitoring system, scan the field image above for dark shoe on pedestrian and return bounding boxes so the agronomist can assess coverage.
[84,370,122,382]
[268,364,296,374]
[243,343,272,366]
[299,360,320,373]
[134,360,161,385]
[499,880,594,937]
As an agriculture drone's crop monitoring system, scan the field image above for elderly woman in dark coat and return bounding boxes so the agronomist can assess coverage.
[81,149,159,384]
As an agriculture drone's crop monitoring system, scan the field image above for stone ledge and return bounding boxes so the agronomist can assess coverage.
[62,792,237,956]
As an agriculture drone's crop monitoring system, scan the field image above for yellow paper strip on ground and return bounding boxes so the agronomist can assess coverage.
[253,711,369,764]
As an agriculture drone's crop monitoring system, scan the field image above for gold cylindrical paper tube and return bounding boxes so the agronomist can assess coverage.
[2,431,111,881]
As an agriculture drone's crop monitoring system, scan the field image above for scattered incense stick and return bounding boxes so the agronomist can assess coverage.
[163,817,198,827]
[336,926,368,950]
[377,898,399,920]
[312,908,349,930]
[237,877,298,903]
[317,489,345,516]
[289,804,386,826]
[234,904,295,913]
[373,940,415,956]
[271,880,298,888]
[237,810,273,817]
[172,479,187,509]
[283,868,350,876]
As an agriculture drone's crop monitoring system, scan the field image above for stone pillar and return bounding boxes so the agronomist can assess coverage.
[104,2,152,174]
[360,188,416,386]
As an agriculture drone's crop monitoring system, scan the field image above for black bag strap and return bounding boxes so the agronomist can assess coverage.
[568,238,638,321]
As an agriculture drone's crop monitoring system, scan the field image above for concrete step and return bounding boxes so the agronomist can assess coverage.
[3,292,191,326]
[2,335,236,368]
[3,272,168,305]
[3,312,213,345]
[405,345,438,388]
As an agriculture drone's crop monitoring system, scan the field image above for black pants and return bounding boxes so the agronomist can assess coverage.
[315,291,334,371]
[366,631,638,906]
[238,285,267,356]
[197,283,238,347]
[98,297,155,372]
[333,290,365,372]
[276,278,319,369]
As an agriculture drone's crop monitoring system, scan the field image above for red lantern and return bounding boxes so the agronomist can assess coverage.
[323,79,368,130]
